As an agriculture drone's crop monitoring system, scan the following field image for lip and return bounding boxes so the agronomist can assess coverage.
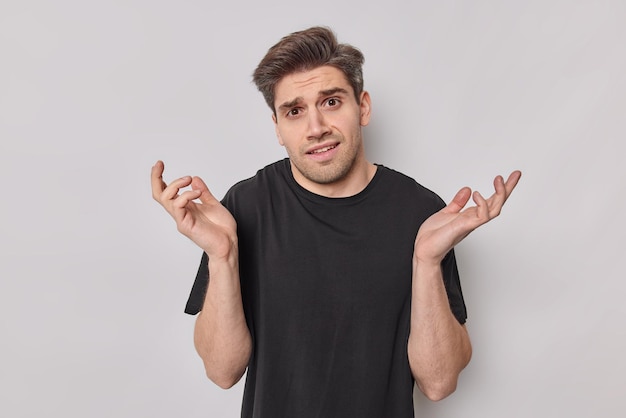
[306,142,340,155]
[305,142,340,162]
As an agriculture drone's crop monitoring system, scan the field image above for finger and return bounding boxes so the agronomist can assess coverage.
[493,175,505,195]
[191,176,219,205]
[444,187,472,214]
[485,175,507,216]
[472,190,490,222]
[161,176,193,202]
[486,170,521,215]
[171,189,203,224]
[172,189,203,209]
[503,170,522,196]
[151,160,167,200]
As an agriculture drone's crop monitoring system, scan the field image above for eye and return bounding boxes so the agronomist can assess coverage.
[325,97,341,108]
[287,108,301,117]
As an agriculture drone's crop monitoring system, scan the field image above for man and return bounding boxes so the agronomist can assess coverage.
[151,26,520,417]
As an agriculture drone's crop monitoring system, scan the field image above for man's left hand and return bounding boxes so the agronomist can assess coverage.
[414,171,522,265]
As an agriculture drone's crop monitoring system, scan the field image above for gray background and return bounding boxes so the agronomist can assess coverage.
[1,0,624,416]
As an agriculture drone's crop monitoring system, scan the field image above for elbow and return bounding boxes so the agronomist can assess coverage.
[418,379,458,402]
[205,367,246,389]
[414,353,470,401]
[194,330,252,390]
[211,376,239,390]
[196,345,251,389]
[200,351,249,390]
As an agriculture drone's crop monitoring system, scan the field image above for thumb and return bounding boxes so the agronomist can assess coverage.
[444,187,472,214]
[191,176,218,204]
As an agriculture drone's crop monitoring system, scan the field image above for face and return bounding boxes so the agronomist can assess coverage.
[272,65,372,196]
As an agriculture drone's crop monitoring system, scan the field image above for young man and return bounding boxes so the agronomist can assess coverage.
[151,26,521,417]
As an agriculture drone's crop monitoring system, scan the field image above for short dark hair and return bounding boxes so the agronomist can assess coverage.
[252,26,365,114]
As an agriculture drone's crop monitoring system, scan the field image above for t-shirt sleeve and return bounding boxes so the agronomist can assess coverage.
[184,251,209,315]
[441,248,467,324]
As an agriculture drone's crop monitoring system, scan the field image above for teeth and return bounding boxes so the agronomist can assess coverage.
[311,145,335,154]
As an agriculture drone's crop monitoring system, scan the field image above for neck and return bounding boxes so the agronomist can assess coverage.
[291,160,377,198]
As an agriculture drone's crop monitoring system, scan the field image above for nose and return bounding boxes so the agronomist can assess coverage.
[306,108,331,140]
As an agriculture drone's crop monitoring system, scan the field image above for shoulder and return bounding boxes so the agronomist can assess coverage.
[221,159,289,210]
[225,159,288,195]
[375,165,446,211]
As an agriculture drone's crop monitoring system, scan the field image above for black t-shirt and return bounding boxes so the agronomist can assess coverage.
[186,159,466,418]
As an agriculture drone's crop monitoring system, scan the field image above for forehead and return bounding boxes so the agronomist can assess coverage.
[274,66,352,104]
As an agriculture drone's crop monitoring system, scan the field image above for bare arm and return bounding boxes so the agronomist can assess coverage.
[408,260,472,401]
[408,171,521,401]
[151,160,251,388]
[194,253,251,388]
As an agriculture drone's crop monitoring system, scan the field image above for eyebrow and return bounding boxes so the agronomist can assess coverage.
[319,87,350,97]
[277,87,351,112]
[277,97,303,112]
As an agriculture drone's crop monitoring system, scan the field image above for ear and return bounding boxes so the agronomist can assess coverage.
[272,113,284,146]
[359,91,372,127]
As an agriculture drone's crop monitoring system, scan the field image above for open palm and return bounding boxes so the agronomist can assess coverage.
[414,171,521,264]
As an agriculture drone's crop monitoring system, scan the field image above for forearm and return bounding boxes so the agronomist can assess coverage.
[407,258,472,401]
[194,251,252,389]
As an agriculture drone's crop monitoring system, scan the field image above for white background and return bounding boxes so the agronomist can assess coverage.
[1,0,624,417]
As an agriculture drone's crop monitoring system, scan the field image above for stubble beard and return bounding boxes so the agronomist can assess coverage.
[289,136,363,186]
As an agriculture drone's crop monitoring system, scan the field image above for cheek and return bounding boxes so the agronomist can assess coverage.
[275,125,289,146]
[277,130,289,146]
[276,125,300,147]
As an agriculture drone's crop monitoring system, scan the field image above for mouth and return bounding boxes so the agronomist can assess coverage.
[307,143,339,155]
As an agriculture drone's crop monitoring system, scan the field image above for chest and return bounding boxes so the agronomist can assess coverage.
[238,195,419,321]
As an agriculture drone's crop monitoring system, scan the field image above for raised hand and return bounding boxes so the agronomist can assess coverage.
[151,160,237,259]
[414,171,522,265]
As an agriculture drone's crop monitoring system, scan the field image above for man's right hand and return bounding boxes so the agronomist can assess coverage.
[151,160,237,260]
[153,161,250,387]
